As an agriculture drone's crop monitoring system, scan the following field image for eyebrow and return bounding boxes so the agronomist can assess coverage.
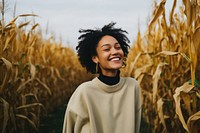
[101,42,119,48]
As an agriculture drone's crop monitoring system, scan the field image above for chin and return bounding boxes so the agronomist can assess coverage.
[111,65,122,69]
[108,62,123,69]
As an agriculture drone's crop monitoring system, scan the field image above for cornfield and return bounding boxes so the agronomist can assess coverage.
[0,0,200,133]
[123,0,200,132]
[0,13,93,132]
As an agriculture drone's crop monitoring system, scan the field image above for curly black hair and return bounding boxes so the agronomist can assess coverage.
[76,22,130,74]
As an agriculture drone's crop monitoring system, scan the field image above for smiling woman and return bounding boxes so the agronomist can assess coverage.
[92,35,125,77]
[62,22,142,133]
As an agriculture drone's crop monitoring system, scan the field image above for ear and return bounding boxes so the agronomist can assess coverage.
[92,56,99,64]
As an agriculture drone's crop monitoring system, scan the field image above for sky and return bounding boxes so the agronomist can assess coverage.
[5,0,179,49]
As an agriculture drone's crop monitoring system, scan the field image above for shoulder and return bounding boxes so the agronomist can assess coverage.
[68,79,97,101]
[71,80,94,97]
[77,80,93,90]
[121,77,140,92]
[66,80,94,111]
[123,77,139,86]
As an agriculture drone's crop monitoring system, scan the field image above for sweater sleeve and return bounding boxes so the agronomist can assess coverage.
[62,109,76,133]
[62,83,90,133]
[135,81,142,133]
[62,109,89,133]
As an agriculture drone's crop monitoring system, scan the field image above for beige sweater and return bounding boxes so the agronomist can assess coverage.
[62,77,142,133]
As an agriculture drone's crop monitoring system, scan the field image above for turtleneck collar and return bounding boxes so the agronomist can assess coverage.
[98,70,120,85]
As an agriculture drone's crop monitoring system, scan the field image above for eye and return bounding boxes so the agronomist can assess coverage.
[102,46,111,51]
[115,45,121,50]
[103,48,110,51]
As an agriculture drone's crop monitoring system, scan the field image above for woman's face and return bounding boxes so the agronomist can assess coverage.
[92,35,124,76]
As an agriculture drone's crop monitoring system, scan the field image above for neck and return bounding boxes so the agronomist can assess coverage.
[98,70,120,85]
[100,69,118,77]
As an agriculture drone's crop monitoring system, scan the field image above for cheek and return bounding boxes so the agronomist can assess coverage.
[96,52,107,62]
[120,50,125,57]
[99,54,108,62]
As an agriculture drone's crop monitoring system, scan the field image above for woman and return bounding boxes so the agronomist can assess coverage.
[62,22,142,133]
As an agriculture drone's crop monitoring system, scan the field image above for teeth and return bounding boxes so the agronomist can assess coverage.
[111,58,120,61]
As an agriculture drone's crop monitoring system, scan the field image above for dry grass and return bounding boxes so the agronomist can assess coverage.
[0,14,93,132]
[122,0,200,132]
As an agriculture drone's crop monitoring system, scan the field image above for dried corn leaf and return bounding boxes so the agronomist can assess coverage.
[193,26,200,52]
[31,23,39,31]
[35,78,52,95]
[192,26,200,82]
[18,21,30,29]
[18,14,38,17]
[5,14,38,28]
[135,31,144,52]
[183,0,192,27]
[187,111,200,133]
[191,0,198,23]
[5,18,18,28]
[3,32,16,51]
[55,68,64,81]
[128,52,142,75]
[173,82,195,132]
[17,103,43,110]
[29,36,37,47]
[157,98,167,132]
[190,41,197,85]
[134,64,153,79]
[170,0,177,25]
[29,63,36,80]
[16,114,38,131]
[180,53,191,63]
[17,64,36,92]
[27,46,34,62]
[153,63,168,103]
[17,79,32,93]
[181,93,192,115]
[0,58,12,94]
[155,50,179,56]
[149,0,166,31]
[0,98,9,133]
[24,93,39,102]
[50,67,57,84]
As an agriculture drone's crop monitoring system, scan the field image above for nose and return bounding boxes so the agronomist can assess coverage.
[111,47,119,55]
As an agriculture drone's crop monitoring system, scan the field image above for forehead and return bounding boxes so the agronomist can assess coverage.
[98,35,118,46]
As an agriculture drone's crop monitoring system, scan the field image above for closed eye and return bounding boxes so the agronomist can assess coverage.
[115,46,121,50]
[115,43,121,50]
[103,48,110,51]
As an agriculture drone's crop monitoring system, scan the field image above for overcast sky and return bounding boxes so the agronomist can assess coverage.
[5,0,178,49]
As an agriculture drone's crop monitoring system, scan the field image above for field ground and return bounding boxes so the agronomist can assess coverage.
[39,103,68,133]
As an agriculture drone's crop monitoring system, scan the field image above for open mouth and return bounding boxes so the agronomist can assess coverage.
[109,57,121,61]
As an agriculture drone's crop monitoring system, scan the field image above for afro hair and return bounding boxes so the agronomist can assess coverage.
[76,22,130,74]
